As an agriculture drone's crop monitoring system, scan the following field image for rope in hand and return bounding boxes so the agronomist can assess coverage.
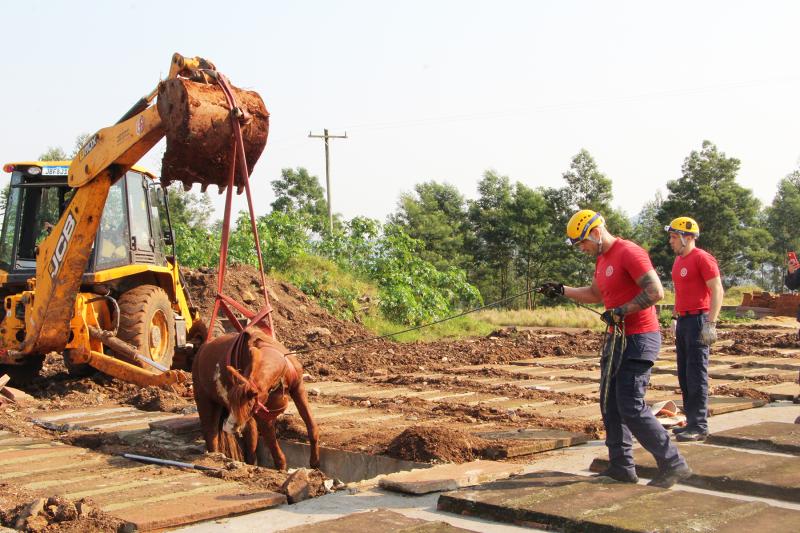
[539,288,623,414]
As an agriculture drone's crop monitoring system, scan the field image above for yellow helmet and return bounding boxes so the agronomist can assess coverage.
[664,216,700,236]
[566,209,605,245]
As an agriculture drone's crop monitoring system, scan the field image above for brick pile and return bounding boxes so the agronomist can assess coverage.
[739,292,800,317]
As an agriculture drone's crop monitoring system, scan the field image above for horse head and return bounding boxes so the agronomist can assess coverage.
[221,363,261,435]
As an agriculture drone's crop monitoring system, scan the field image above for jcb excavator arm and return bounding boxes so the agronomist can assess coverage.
[16,54,213,357]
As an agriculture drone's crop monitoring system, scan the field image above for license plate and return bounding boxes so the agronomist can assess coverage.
[42,166,69,176]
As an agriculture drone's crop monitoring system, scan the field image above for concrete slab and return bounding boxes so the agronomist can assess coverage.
[278,509,478,532]
[706,396,768,415]
[379,460,524,494]
[475,428,589,458]
[110,489,285,531]
[709,367,799,381]
[30,405,174,433]
[590,443,800,502]
[150,414,202,434]
[706,421,800,454]
[754,382,800,401]
[0,431,285,530]
[437,470,800,532]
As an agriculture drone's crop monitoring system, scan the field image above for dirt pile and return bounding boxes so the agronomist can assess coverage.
[125,386,192,413]
[385,426,490,463]
[0,490,123,532]
[718,330,800,354]
[181,265,603,378]
[182,265,373,350]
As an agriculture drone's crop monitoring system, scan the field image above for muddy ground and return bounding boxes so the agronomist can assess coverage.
[1,264,798,531]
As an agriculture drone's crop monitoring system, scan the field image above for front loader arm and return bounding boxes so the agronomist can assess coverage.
[18,53,216,356]
[19,106,166,355]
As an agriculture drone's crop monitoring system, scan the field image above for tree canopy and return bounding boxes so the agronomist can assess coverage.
[651,140,770,284]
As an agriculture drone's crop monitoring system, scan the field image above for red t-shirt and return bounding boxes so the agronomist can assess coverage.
[594,239,660,334]
[672,247,720,313]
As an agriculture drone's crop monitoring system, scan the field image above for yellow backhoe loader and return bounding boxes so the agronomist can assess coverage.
[0,53,268,388]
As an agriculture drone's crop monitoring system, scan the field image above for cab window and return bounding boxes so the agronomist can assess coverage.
[96,178,129,269]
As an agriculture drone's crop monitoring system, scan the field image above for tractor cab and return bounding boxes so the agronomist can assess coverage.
[0,161,173,290]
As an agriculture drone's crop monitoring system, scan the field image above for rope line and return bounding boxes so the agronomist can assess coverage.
[288,287,598,356]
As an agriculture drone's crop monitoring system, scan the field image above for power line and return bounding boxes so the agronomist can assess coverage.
[308,129,348,233]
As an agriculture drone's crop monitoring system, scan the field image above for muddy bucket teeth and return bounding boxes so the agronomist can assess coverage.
[157,78,269,191]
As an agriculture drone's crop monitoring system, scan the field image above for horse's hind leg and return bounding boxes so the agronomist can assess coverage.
[258,419,287,471]
[290,384,320,469]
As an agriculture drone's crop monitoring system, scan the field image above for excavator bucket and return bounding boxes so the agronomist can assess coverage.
[157,78,269,192]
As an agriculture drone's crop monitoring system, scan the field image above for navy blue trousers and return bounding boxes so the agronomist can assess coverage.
[675,314,709,433]
[602,332,687,474]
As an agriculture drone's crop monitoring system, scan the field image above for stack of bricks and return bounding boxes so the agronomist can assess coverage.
[739,292,800,317]
[774,293,800,317]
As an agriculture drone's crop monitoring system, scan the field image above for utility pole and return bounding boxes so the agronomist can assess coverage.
[308,129,348,233]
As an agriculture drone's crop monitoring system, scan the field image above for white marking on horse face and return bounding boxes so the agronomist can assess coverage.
[222,414,237,434]
[213,363,229,406]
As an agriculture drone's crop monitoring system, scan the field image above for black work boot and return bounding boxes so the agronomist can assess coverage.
[676,430,707,442]
[647,464,692,488]
[671,425,689,435]
[592,467,639,483]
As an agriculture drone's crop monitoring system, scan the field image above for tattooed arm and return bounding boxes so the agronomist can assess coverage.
[618,269,664,315]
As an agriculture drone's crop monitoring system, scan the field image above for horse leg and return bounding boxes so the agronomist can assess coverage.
[290,384,320,469]
[196,396,222,453]
[258,418,287,471]
[242,418,259,465]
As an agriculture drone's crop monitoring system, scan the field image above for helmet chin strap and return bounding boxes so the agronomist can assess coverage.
[586,235,603,255]
[677,234,687,254]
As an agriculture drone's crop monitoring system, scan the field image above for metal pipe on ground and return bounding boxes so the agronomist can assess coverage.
[122,453,221,471]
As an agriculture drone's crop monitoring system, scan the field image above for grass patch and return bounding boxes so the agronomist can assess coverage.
[718,309,756,324]
[274,254,377,322]
[722,285,761,305]
[475,306,605,331]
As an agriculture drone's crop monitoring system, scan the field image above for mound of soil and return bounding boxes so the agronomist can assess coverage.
[125,386,191,413]
[710,385,772,402]
[720,330,800,350]
[385,426,488,463]
[0,490,123,532]
[181,265,603,379]
[182,264,373,351]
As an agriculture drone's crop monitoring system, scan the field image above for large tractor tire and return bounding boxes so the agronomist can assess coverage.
[117,285,175,371]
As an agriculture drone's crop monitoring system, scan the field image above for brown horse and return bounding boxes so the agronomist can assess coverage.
[192,327,319,470]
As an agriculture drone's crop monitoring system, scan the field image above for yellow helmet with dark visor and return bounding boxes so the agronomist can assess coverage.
[566,209,605,245]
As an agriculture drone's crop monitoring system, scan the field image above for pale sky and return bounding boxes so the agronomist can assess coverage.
[2,1,799,223]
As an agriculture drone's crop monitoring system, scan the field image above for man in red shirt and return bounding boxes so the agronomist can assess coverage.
[540,209,690,488]
[666,217,723,442]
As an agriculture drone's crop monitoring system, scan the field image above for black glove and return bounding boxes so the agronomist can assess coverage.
[537,282,564,299]
[600,307,624,327]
